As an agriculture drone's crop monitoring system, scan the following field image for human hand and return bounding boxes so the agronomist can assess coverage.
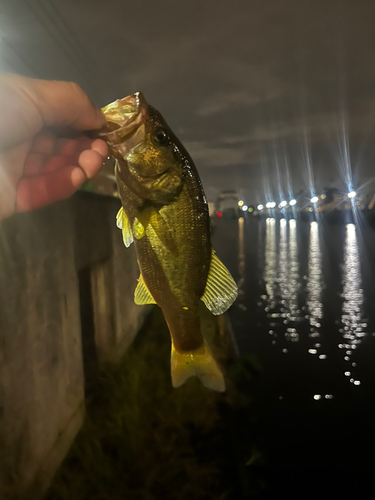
[0,74,108,221]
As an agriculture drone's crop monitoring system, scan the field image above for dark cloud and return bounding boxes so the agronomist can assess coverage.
[2,0,375,202]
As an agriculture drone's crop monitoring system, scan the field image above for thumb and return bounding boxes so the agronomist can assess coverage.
[0,74,106,152]
[31,78,106,131]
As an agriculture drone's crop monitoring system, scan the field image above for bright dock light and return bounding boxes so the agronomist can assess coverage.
[279,200,288,208]
[266,201,276,209]
[238,200,244,207]
[348,191,356,199]
[241,204,248,211]
[257,204,264,211]
[311,196,319,204]
[289,199,297,206]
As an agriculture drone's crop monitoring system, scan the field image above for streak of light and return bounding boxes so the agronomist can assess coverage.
[0,37,38,76]
[278,218,288,307]
[288,219,299,322]
[307,221,323,346]
[264,218,277,308]
[336,111,355,195]
[340,223,366,386]
[22,0,102,91]
[263,217,302,350]
[301,125,317,204]
[237,217,245,301]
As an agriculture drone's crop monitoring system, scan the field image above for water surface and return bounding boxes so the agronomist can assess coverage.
[213,214,375,497]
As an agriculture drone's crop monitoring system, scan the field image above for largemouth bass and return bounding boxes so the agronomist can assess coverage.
[98,92,237,391]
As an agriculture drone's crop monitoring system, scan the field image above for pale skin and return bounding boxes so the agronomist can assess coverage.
[0,73,108,221]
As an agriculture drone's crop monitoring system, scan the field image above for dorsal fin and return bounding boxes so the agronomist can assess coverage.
[201,250,238,315]
[134,274,156,305]
[116,207,133,247]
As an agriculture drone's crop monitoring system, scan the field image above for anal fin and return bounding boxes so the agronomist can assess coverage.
[171,340,225,392]
[134,274,156,305]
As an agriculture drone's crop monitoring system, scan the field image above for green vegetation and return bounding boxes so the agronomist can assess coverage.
[45,307,266,500]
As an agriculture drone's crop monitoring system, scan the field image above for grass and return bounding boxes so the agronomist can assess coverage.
[44,306,266,500]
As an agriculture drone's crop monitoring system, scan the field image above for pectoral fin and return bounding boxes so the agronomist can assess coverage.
[133,217,145,240]
[171,340,225,392]
[116,207,134,247]
[134,274,156,305]
[201,250,238,315]
[149,208,178,254]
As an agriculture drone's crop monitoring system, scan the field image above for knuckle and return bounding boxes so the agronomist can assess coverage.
[67,81,85,97]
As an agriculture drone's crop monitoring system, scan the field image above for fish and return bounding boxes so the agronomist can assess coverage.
[97,92,238,392]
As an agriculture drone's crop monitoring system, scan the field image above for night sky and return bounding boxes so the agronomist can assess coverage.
[1,0,375,203]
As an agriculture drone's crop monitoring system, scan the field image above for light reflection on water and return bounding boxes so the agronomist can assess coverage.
[339,223,366,386]
[259,218,370,396]
[278,219,288,307]
[237,217,245,304]
[264,218,277,308]
[306,221,324,356]
[288,219,300,323]
[262,218,302,349]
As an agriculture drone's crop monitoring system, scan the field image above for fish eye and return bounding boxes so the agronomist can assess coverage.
[153,128,168,145]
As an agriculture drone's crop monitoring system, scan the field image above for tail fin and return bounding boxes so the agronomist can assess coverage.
[171,341,225,392]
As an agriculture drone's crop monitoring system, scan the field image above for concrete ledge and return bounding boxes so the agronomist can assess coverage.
[27,403,85,500]
[0,192,149,499]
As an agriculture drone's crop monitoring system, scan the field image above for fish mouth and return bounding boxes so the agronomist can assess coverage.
[98,92,148,145]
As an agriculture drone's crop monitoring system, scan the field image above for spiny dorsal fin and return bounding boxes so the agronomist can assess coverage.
[201,250,238,315]
[171,340,225,392]
[134,274,156,305]
[116,207,133,248]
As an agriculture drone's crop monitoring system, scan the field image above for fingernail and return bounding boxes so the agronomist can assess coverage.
[71,167,86,188]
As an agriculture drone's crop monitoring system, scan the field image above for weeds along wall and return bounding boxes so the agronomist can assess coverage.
[0,191,149,500]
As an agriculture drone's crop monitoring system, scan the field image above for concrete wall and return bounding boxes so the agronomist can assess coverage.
[0,192,148,500]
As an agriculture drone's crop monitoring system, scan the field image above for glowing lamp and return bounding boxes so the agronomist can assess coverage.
[257,204,264,210]
[266,201,276,209]
[348,191,356,199]
[311,196,319,204]
[238,200,244,207]
[289,199,297,206]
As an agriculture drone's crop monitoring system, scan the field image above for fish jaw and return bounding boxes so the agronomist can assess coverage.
[98,92,148,155]
[101,92,148,128]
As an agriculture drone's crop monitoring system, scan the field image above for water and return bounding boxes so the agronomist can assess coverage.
[212,215,375,497]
